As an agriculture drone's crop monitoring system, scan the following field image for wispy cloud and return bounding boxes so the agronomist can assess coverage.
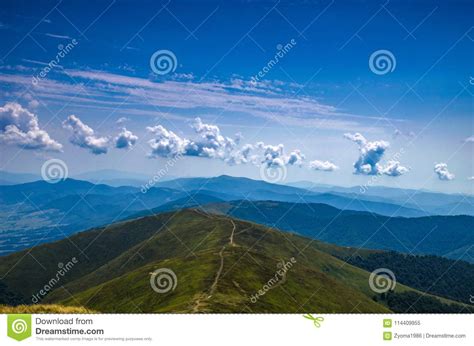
[463,136,474,143]
[44,33,72,39]
[0,69,394,131]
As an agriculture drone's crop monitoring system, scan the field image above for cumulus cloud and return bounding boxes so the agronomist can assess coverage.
[114,127,137,149]
[256,142,286,167]
[309,160,338,172]
[190,117,237,159]
[468,176,474,181]
[226,144,255,165]
[146,118,307,171]
[0,102,62,151]
[146,125,191,157]
[344,132,408,177]
[287,150,305,166]
[434,163,455,181]
[147,117,239,160]
[344,132,367,146]
[254,142,310,168]
[62,115,109,154]
[380,160,409,177]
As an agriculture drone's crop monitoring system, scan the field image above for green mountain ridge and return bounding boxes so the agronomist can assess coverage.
[200,200,474,263]
[1,209,471,313]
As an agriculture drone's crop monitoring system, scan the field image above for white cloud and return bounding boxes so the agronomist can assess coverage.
[116,117,129,125]
[254,142,307,168]
[434,163,455,181]
[146,119,307,170]
[344,132,367,146]
[146,125,190,157]
[309,160,338,172]
[468,176,474,181]
[148,118,243,162]
[464,136,474,143]
[226,144,254,165]
[393,129,415,139]
[344,132,408,177]
[287,150,305,166]
[190,117,237,159]
[45,33,72,39]
[0,102,62,151]
[257,142,286,167]
[114,127,137,149]
[344,132,388,175]
[380,160,409,177]
[0,70,403,132]
[62,115,109,154]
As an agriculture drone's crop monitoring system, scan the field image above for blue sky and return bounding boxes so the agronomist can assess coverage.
[0,0,472,193]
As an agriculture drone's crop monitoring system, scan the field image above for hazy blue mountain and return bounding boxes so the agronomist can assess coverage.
[127,193,226,220]
[0,171,41,185]
[72,169,177,186]
[73,169,151,182]
[2,175,464,256]
[0,179,200,255]
[155,175,427,217]
[0,179,137,205]
[287,181,474,216]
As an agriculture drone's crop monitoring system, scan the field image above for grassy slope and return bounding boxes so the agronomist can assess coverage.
[0,213,178,300]
[2,209,467,313]
[43,211,414,312]
[0,304,95,313]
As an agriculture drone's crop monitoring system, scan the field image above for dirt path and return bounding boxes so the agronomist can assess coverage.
[193,212,237,309]
[206,218,236,299]
[229,219,236,246]
[191,293,207,313]
[207,243,226,298]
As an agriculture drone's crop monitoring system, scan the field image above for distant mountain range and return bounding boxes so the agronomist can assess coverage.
[1,175,473,256]
[288,181,474,216]
[0,169,174,187]
[1,210,472,313]
[0,171,40,185]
